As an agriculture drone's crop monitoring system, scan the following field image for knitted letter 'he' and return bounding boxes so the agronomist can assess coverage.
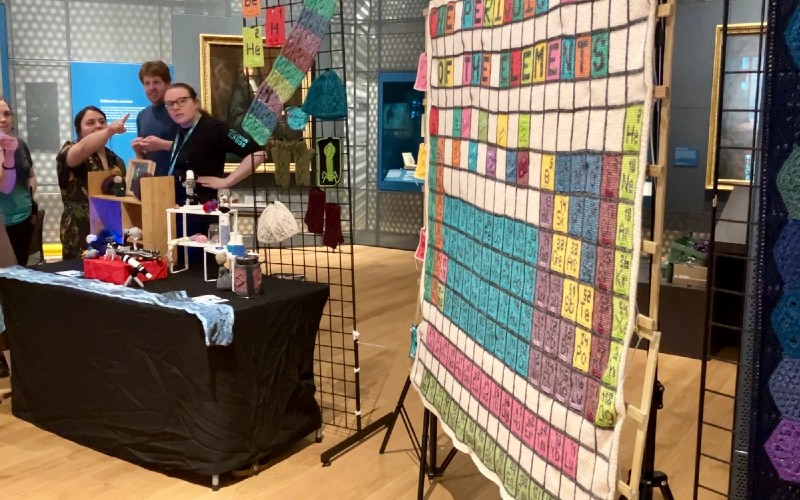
[242,0,338,145]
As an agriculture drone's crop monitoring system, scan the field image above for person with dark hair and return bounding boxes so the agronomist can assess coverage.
[163,83,265,204]
[56,106,127,260]
[0,97,35,267]
[132,60,177,176]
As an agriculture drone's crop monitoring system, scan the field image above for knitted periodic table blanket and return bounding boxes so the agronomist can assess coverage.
[410,1,656,499]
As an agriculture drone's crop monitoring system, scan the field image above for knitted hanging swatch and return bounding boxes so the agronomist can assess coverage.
[242,0,338,145]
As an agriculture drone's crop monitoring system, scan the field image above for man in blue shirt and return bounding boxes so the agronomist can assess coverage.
[132,61,178,176]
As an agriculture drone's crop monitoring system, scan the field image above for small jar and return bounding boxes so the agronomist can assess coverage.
[233,255,262,298]
[208,223,219,244]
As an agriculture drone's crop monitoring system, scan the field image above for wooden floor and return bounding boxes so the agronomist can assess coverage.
[0,246,732,499]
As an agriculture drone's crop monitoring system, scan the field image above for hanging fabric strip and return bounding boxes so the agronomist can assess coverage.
[242,0,339,145]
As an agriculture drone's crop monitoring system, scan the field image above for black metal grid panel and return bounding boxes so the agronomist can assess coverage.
[242,0,360,431]
[693,0,768,498]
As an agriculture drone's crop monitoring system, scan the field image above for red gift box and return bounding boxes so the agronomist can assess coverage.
[84,258,168,285]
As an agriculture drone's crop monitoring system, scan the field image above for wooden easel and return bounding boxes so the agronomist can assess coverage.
[617,1,677,499]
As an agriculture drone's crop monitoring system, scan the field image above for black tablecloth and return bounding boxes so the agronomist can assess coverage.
[0,261,329,476]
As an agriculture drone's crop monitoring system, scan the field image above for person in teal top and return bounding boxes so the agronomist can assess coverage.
[0,97,33,379]
[0,97,35,267]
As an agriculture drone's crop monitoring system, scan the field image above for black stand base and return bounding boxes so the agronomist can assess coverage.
[319,374,424,466]
[622,469,674,500]
[376,375,459,499]
[417,408,457,498]
[320,412,394,466]
[378,375,457,477]
[379,376,421,459]
[639,471,674,500]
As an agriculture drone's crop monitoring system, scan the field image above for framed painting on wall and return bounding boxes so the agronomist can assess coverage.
[199,34,313,173]
[705,23,766,190]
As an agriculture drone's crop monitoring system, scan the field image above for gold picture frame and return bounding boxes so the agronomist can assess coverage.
[705,23,765,190]
[199,34,313,173]
[126,159,156,196]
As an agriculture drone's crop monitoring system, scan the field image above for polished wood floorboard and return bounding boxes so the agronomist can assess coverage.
[0,246,730,499]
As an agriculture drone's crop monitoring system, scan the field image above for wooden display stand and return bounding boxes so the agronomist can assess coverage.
[87,170,175,257]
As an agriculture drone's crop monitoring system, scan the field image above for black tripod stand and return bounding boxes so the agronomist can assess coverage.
[417,409,456,495]
[379,376,421,459]
[378,375,456,499]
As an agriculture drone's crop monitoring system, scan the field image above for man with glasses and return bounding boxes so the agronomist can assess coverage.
[132,61,178,176]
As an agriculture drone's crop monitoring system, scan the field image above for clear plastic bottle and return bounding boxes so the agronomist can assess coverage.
[219,214,230,247]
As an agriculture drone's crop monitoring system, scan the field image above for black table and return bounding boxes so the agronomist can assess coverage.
[0,261,328,486]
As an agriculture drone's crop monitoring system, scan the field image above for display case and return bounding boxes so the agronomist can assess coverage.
[377,71,425,192]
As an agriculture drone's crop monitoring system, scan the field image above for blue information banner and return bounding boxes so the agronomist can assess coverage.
[70,62,173,166]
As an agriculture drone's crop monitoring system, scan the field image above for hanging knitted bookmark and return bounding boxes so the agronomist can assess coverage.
[305,187,326,234]
[242,0,338,145]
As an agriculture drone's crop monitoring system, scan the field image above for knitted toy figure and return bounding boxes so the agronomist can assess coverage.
[104,242,119,261]
[100,174,126,197]
[215,252,232,290]
[84,234,101,259]
[203,199,219,213]
[126,227,143,250]
[218,193,231,214]
[131,173,151,200]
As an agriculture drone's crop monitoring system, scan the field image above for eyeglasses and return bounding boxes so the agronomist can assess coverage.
[165,96,192,109]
